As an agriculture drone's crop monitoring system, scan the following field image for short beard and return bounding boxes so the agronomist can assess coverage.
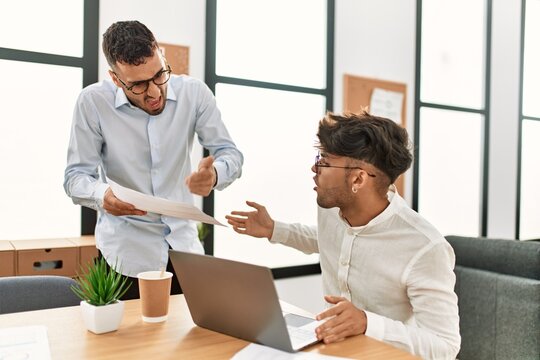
[316,186,348,209]
[146,106,165,116]
[142,86,166,115]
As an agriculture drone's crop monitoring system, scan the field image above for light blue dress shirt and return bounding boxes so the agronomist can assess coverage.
[64,75,243,277]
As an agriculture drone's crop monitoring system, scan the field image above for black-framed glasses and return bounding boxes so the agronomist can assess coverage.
[113,64,172,95]
[315,153,376,177]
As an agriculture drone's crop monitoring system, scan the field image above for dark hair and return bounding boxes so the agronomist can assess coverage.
[317,111,413,184]
[102,21,157,68]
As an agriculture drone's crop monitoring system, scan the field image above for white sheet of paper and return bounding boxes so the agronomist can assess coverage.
[369,88,403,124]
[0,325,51,360]
[108,179,225,226]
[231,343,349,360]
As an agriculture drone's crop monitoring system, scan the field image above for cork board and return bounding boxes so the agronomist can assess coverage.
[159,43,189,75]
[343,74,407,196]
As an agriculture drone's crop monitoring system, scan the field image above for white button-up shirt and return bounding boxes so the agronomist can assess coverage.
[64,75,243,276]
[271,187,460,359]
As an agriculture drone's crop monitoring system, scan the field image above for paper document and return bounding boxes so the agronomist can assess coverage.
[108,179,225,226]
[369,88,404,124]
[0,325,51,360]
[232,343,350,360]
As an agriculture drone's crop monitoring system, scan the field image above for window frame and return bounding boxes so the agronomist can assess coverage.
[516,0,540,239]
[0,0,99,237]
[413,0,493,237]
[204,0,335,278]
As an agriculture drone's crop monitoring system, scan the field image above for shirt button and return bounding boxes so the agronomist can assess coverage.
[341,260,348,266]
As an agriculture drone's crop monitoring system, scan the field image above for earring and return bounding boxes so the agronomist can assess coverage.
[352,187,357,194]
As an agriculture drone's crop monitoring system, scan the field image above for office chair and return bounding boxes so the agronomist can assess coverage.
[0,275,80,314]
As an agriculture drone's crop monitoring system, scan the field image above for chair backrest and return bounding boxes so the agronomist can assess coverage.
[446,236,540,360]
[446,235,540,280]
[454,265,540,360]
[0,275,80,314]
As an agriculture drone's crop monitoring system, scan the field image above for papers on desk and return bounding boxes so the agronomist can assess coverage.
[232,343,351,360]
[0,325,51,360]
[108,179,225,226]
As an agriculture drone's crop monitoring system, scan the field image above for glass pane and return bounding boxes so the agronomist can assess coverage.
[216,0,327,89]
[214,84,325,268]
[519,120,540,239]
[523,0,540,117]
[0,60,82,239]
[418,107,483,236]
[421,0,486,109]
[0,0,83,57]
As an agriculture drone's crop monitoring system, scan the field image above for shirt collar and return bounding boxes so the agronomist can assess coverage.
[114,86,130,108]
[114,81,176,109]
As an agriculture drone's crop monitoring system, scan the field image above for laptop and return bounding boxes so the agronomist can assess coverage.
[169,250,321,352]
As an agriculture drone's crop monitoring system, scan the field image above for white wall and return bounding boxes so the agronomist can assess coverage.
[99,0,206,82]
[334,0,417,202]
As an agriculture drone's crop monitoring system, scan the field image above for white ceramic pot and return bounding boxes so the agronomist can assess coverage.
[80,300,124,334]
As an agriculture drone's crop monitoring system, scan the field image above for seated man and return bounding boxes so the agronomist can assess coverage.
[226,111,460,360]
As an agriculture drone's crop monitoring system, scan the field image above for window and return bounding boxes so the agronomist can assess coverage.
[418,108,483,236]
[518,0,540,239]
[0,0,84,57]
[206,0,334,275]
[0,0,98,239]
[213,84,323,268]
[414,0,490,236]
[215,0,327,89]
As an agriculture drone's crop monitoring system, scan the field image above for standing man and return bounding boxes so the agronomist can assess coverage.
[64,21,243,299]
[226,112,460,359]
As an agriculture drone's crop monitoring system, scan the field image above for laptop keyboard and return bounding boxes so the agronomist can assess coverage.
[283,313,319,349]
[284,313,315,327]
[287,325,317,346]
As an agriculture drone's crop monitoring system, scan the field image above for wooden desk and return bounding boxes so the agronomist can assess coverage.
[0,295,419,359]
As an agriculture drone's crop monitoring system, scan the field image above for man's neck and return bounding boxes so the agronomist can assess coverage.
[340,193,390,227]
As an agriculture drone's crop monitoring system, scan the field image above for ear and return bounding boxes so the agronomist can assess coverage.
[350,170,368,191]
[109,70,122,88]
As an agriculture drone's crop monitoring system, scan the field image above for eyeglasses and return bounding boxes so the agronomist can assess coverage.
[113,64,172,95]
[315,153,376,177]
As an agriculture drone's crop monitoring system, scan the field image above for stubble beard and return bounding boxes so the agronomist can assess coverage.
[316,186,348,209]
[142,86,167,115]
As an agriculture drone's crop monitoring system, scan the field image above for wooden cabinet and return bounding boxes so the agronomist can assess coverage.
[0,241,15,276]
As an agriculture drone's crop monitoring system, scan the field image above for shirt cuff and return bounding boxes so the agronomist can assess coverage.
[95,183,110,208]
[213,161,226,189]
[269,221,288,243]
[364,310,385,340]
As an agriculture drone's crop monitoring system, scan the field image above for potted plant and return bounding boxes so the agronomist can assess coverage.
[71,257,131,334]
[197,222,210,245]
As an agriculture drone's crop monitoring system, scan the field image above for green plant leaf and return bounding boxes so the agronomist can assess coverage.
[71,257,132,306]
[197,222,209,242]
